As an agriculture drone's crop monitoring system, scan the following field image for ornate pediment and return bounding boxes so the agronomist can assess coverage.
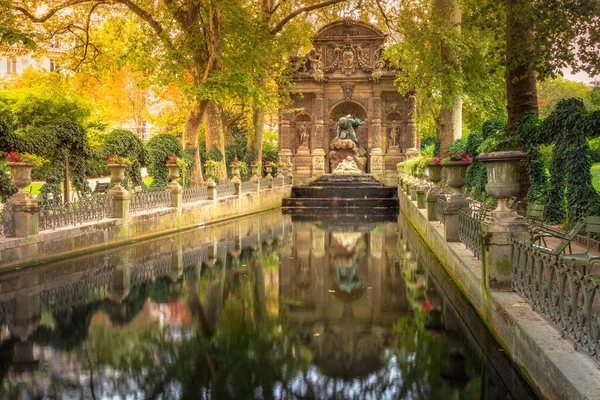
[315,19,385,40]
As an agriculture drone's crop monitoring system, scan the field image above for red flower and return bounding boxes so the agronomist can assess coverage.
[421,301,433,312]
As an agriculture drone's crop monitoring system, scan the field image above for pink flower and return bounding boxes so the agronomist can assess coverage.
[505,138,510,143]
[421,301,433,312]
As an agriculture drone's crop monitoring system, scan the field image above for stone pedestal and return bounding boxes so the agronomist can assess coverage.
[168,182,182,208]
[207,179,217,201]
[232,176,242,195]
[370,148,384,174]
[444,195,469,242]
[482,220,529,290]
[410,181,418,201]
[312,148,326,177]
[416,185,428,209]
[295,148,312,178]
[107,186,130,219]
[328,138,366,173]
[426,187,442,221]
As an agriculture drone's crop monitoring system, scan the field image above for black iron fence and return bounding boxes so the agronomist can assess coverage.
[511,238,600,364]
[130,190,171,214]
[458,208,483,259]
[39,195,112,231]
[435,194,447,224]
[183,186,208,204]
[0,205,14,237]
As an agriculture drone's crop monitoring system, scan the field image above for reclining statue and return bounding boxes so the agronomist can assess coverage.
[335,114,365,146]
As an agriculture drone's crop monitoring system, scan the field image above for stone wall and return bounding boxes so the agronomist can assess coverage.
[399,188,600,400]
[0,186,291,271]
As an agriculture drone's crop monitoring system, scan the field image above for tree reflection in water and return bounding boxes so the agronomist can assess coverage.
[0,216,535,399]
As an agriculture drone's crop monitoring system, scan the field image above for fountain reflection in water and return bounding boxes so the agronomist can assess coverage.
[0,210,538,399]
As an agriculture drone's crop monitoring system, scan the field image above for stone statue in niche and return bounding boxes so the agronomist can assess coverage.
[297,122,310,148]
[389,120,399,148]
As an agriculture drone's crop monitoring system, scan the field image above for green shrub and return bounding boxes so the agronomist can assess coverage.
[102,129,147,190]
[146,133,183,189]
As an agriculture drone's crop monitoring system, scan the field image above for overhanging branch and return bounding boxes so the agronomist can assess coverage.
[269,0,349,35]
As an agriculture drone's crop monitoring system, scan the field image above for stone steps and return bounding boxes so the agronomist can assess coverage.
[282,174,398,214]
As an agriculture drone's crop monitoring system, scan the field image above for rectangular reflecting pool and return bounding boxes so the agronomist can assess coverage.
[0,210,540,399]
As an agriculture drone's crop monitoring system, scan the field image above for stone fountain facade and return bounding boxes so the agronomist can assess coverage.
[278,18,418,179]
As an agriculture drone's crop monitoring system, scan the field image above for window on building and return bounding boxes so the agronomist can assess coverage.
[6,57,17,75]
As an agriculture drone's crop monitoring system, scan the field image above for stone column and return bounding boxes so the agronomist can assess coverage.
[426,187,442,221]
[406,94,419,154]
[312,93,326,177]
[370,94,384,175]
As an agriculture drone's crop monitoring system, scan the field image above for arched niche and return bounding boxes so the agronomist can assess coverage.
[385,111,406,152]
[293,112,312,150]
[328,101,368,145]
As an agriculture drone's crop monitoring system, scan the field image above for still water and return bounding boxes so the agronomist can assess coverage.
[0,211,539,399]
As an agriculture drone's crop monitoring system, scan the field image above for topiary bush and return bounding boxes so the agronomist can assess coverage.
[541,98,600,223]
[145,133,183,189]
[518,114,548,203]
[464,131,486,199]
[102,129,147,190]
[38,119,92,203]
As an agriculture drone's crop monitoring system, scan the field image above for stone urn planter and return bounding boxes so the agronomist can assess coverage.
[231,166,242,179]
[107,164,127,188]
[442,161,470,196]
[477,150,526,221]
[166,163,180,182]
[251,164,259,177]
[265,164,273,178]
[427,163,443,186]
[8,163,34,193]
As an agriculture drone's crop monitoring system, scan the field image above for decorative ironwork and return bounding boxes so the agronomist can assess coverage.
[217,183,236,198]
[0,204,15,237]
[511,238,600,364]
[0,299,16,328]
[183,186,208,204]
[40,271,115,312]
[435,194,447,224]
[39,195,112,231]
[458,208,483,259]
[241,181,256,193]
[130,190,171,214]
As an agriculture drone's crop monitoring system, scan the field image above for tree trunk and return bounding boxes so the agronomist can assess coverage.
[183,107,204,185]
[437,0,462,156]
[252,106,265,163]
[64,153,70,203]
[506,0,538,136]
[205,101,228,182]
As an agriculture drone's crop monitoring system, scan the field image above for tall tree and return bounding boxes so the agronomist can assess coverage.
[9,0,350,184]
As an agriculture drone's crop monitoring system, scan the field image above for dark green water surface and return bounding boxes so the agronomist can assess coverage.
[0,210,539,399]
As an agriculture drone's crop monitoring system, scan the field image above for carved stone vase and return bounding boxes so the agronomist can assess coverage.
[426,164,443,186]
[108,164,127,188]
[477,150,526,221]
[167,164,180,181]
[265,165,273,178]
[231,166,242,179]
[442,161,470,196]
[8,163,34,193]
